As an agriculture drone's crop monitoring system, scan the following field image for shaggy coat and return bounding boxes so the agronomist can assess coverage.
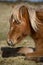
[7,4,43,60]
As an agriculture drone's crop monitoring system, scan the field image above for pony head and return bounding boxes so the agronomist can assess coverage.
[7,5,31,46]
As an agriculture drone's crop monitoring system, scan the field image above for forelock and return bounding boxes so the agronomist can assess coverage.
[12,4,28,20]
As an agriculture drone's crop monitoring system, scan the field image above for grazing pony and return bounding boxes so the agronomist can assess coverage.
[7,4,43,60]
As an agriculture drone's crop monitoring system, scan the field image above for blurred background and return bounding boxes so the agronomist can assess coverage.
[0,0,43,2]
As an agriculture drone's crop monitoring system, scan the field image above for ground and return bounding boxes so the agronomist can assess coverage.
[0,2,43,65]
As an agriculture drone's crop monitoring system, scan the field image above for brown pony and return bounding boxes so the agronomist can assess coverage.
[7,4,43,60]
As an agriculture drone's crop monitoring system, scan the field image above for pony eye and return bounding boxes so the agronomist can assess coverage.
[15,20,20,24]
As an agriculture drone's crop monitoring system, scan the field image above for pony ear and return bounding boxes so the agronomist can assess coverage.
[19,6,30,21]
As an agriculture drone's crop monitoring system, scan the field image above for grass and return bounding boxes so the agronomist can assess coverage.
[0,57,38,65]
[0,2,43,65]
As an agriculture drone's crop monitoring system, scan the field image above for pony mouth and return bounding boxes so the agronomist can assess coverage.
[7,40,15,47]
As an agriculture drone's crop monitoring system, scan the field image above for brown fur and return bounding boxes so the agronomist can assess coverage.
[26,10,43,59]
[7,5,43,59]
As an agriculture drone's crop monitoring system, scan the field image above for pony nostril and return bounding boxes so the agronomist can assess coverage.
[7,40,11,45]
[7,40,14,46]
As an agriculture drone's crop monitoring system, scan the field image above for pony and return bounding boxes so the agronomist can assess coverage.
[7,3,43,60]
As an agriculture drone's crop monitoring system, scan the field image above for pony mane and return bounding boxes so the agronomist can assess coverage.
[29,10,39,32]
[11,3,38,32]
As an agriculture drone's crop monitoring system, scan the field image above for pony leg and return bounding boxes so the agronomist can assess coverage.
[25,50,43,62]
